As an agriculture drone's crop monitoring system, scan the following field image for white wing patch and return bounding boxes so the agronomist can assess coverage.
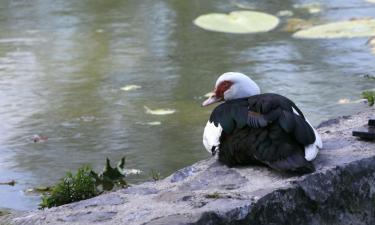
[292,107,322,161]
[203,121,223,154]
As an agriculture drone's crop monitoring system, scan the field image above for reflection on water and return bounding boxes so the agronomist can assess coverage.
[0,0,375,210]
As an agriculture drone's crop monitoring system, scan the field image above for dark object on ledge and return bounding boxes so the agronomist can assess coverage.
[352,119,375,140]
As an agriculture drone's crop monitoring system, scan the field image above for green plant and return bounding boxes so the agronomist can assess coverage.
[91,157,128,191]
[40,157,128,209]
[362,90,375,106]
[150,170,161,181]
[40,166,97,209]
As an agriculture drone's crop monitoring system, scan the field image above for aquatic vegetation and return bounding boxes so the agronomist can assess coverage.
[362,90,375,106]
[121,85,142,91]
[144,106,176,115]
[193,11,279,34]
[40,157,128,209]
[293,19,375,39]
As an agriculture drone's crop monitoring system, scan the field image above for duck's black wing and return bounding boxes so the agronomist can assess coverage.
[210,93,316,173]
[246,93,316,146]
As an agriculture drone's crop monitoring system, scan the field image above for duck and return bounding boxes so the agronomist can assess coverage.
[202,72,322,173]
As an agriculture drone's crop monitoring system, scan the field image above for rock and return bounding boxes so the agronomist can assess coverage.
[7,108,375,225]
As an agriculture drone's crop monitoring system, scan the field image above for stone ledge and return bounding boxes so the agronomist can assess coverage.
[6,108,375,225]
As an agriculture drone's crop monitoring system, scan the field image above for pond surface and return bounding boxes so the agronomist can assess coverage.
[0,0,375,210]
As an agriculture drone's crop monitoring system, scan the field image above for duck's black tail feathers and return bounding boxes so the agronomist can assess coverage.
[267,152,315,174]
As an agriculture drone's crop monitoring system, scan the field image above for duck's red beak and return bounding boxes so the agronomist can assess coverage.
[201,94,221,107]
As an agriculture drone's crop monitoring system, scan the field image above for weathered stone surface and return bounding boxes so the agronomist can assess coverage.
[5,108,375,225]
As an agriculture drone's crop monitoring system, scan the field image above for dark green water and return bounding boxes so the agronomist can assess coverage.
[0,0,375,210]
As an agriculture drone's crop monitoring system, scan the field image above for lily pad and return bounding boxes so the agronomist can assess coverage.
[144,106,176,115]
[293,19,375,39]
[193,11,279,34]
[121,85,142,91]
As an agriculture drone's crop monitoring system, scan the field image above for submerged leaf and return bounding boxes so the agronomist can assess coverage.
[277,10,294,17]
[136,121,162,126]
[193,11,279,34]
[293,3,322,14]
[293,19,375,39]
[144,106,176,115]
[121,85,142,91]
[232,0,255,10]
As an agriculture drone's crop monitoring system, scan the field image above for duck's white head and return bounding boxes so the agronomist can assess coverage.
[202,72,260,106]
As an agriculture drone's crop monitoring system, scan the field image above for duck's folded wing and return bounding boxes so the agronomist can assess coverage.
[247,94,316,146]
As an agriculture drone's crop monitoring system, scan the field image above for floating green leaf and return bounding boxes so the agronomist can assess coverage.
[193,11,279,34]
[362,90,375,106]
[293,19,375,39]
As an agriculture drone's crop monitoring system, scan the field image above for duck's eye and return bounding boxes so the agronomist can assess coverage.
[222,81,232,88]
